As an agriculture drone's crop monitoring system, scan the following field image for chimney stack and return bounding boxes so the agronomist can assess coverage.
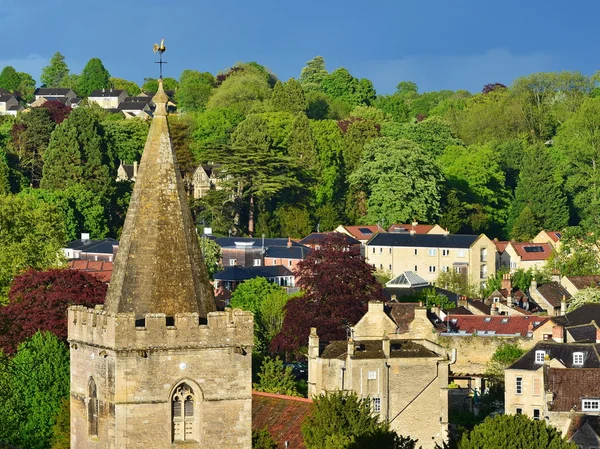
[347,338,355,357]
[133,161,138,179]
[491,306,500,316]
[382,334,390,358]
[560,296,567,315]
[531,277,538,292]
[596,326,600,344]
[287,237,292,248]
[458,295,468,308]
[552,325,564,343]
[501,273,513,292]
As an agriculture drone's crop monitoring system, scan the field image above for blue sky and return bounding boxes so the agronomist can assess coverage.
[1,0,598,94]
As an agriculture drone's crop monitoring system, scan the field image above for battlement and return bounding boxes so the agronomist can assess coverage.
[68,305,254,350]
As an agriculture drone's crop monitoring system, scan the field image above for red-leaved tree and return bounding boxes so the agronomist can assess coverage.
[0,268,106,354]
[40,100,72,124]
[271,233,385,355]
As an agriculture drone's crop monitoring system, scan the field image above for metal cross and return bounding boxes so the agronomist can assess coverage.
[155,52,168,79]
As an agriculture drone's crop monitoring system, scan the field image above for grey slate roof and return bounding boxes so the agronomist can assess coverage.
[536,282,571,308]
[213,265,293,281]
[367,233,480,248]
[265,245,309,260]
[300,233,359,246]
[320,339,439,360]
[89,89,125,97]
[118,101,147,111]
[34,88,73,96]
[508,342,600,370]
[554,304,600,327]
[567,323,599,343]
[66,238,119,254]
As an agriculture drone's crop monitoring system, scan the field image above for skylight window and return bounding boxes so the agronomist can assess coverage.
[523,246,545,253]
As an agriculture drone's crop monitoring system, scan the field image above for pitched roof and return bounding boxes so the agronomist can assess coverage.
[118,101,148,111]
[566,275,600,291]
[339,225,384,240]
[387,271,429,288]
[554,304,600,327]
[567,323,599,343]
[368,233,480,248]
[388,223,435,234]
[66,237,119,254]
[252,391,311,449]
[213,265,293,281]
[0,94,14,102]
[443,315,548,337]
[536,282,571,308]
[265,245,310,260]
[545,231,563,243]
[34,88,73,96]
[547,368,600,411]
[320,339,440,360]
[68,260,113,283]
[386,302,417,333]
[214,236,306,248]
[103,80,216,317]
[494,240,510,253]
[568,415,600,444]
[508,342,600,370]
[89,89,125,97]
[510,242,553,261]
[468,299,491,315]
[300,232,359,246]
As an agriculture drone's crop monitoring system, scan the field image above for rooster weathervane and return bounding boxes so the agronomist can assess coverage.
[153,38,167,79]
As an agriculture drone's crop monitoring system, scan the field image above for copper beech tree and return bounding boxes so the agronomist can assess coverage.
[0,268,106,354]
[271,233,384,354]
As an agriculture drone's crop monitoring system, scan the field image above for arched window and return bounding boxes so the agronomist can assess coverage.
[88,378,98,437]
[172,383,195,442]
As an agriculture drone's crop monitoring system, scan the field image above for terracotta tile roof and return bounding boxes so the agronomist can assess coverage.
[566,276,600,291]
[546,231,562,243]
[547,368,600,411]
[68,260,113,283]
[444,315,548,336]
[536,282,571,308]
[340,225,384,240]
[388,224,434,234]
[510,242,553,261]
[494,241,510,253]
[252,391,311,448]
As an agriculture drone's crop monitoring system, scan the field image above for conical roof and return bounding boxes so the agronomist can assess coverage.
[104,79,216,317]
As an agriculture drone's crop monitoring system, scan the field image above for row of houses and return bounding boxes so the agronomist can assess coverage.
[0,86,176,119]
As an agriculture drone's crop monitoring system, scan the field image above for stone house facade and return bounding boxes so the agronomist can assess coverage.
[308,302,454,449]
[88,89,128,109]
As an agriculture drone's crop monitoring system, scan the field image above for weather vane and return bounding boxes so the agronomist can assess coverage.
[153,38,167,79]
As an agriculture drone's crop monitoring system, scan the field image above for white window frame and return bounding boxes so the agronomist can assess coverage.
[367,370,377,380]
[457,249,466,258]
[533,408,540,420]
[535,350,545,364]
[288,260,293,267]
[429,266,436,273]
[372,397,381,413]
[229,259,237,266]
[253,259,261,267]
[515,407,522,414]
[441,266,449,272]
[583,399,600,411]
[573,352,584,366]
[428,248,437,257]
[515,377,522,395]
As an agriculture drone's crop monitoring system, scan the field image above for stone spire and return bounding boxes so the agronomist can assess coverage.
[104,79,216,317]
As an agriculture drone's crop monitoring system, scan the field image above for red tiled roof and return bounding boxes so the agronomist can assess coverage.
[252,391,311,448]
[494,241,509,253]
[547,368,600,411]
[340,225,384,240]
[511,242,553,261]
[566,276,600,291]
[444,315,548,336]
[68,260,113,283]
[546,231,562,243]
[388,224,434,234]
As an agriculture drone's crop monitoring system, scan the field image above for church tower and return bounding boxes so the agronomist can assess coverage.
[68,80,253,448]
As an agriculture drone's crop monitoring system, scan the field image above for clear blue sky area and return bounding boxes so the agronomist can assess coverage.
[2,0,598,94]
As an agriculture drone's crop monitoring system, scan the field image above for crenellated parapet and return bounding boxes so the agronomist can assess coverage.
[68,305,254,351]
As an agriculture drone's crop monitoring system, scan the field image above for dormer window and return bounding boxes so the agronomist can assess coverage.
[573,352,584,366]
[582,399,600,411]
[535,350,546,364]
[493,297,500,303]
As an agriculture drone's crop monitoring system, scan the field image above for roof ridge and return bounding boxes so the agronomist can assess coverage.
[251,391,313,403]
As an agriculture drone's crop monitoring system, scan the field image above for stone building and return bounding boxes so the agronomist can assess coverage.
[308,301,454,448]
[68,80,253,448]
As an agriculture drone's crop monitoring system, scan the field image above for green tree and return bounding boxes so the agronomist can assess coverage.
[0,194,66,301]
[321,68,376,107]
[568,287,600,311]
[269,78,307,114]
[191,107,244,159]
[276,206,313,238]
[485,343,525,386]
[302,391,413,449]
[550,227,600,276]
[510,206,540,241]
[287,113,318,171]
[508,143,569,236]
[207,69,272,114]
[554,97,600,229]
[299,56,328,91]
[350,138,444,224]
[435,270,480,298]
[0,66,21,91]
[253,356,300,397]
[252,428,278,449]
[102,117,149,163]
[0,332,70,449]
[257,288,292,348]
[458,414,576,449]
[373,94,411,123]
[176,70,215,111]
[50,398,70,449]
[343,118,380,175]
[77,57,111,96]
[16,72,36,103]
[310,120,345,206]
[200,236,222,280]
[109,77,141,96]
[41,52,70,88]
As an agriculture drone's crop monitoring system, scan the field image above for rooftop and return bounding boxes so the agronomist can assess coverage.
[509,342,600,370]
[388,223,435,234]
[368,233,480,248]
[213,265,293,281]
[89,89,126,97]
[510,242,553,261]
[338,225,384,240]
[320,339,439,360]
[66,237,119,254]
[443,315,548,336]
[547,368,600,411]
